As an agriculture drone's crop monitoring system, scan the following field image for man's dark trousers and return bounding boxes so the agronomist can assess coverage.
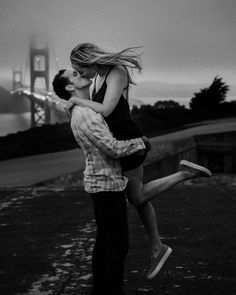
[90,191,129,295]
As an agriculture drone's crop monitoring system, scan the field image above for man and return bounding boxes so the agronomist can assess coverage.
[52,69,148,295]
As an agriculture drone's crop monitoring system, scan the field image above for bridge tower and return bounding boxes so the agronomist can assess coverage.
[12,68,22,91]
[30,33,51,127]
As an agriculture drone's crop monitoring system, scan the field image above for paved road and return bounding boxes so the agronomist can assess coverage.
[0,176,235,295]
[0,118,236,188]
[0,149,85,188]
[154,117,236,141]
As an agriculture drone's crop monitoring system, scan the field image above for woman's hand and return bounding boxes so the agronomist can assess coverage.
[67,99,75,109]
[63,99,75,117]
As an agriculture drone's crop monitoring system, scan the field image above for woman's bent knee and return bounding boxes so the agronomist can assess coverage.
[127,195,144,207]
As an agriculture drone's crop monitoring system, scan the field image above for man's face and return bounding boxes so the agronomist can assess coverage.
[63,69,92,89]
[72,64,97,79]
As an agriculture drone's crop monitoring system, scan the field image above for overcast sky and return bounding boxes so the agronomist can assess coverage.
[0,0,235,96]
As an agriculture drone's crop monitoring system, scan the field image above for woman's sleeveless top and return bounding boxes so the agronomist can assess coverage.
[92,66,143,140]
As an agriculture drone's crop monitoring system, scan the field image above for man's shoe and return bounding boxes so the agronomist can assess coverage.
[146,244,172,280]
[179,160,212,177]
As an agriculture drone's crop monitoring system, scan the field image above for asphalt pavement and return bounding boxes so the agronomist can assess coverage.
[0,175,235,295]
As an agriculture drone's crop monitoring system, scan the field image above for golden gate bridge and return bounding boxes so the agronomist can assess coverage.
[11,33,67,127]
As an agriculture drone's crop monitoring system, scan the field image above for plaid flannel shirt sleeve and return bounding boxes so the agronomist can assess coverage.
[79,107,146,158]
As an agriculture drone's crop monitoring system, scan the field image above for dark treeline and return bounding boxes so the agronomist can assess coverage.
[132,76,236,136]
[0,76,235,161]
[0,123,77,161]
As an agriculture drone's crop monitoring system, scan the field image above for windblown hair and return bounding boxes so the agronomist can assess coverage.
[70,43,142,85]
[52,69,71,100]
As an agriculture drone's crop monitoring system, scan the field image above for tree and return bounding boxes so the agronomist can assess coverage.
[154,100,184,109]
[190,76,229,112]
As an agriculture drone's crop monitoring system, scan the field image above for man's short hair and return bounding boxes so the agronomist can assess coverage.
[52,69,71,100]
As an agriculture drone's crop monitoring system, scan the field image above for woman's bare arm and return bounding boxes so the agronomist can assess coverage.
[69,66,128,117]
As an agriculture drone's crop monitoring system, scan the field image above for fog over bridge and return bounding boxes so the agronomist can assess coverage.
[11,33,67,127]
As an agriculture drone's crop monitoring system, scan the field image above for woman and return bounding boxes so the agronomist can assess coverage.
[68,43,212,279]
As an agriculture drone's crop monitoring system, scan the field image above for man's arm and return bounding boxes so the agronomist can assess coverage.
[73,107,146,158]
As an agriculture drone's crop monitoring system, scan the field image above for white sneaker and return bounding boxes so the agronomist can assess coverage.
[179,160,212,177]
[146,244,172,280]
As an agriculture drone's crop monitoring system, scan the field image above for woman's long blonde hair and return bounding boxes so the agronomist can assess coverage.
[70,43,142,85]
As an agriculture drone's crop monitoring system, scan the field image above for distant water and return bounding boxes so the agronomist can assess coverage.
[0,112,31,136]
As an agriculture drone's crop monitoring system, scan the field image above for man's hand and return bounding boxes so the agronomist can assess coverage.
[141,136,151,152]
[136,136,151,157]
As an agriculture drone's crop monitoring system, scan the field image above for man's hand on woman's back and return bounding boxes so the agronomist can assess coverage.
[141,136,151,152]
[136,136,151,156]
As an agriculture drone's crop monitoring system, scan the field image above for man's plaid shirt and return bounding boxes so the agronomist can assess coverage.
[70,106,146,194]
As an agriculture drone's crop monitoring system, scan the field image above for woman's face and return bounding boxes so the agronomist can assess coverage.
[72,64,97,79]
[64,70,92,89]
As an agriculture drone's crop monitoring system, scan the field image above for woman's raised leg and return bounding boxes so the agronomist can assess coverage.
[125,165,208,206]
[124,161,211,279]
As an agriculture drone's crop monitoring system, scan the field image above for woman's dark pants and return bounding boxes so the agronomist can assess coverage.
[90,191,129,295]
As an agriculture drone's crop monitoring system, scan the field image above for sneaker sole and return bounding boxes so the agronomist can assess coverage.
[147,247,172,280]
[179,160,212,177]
